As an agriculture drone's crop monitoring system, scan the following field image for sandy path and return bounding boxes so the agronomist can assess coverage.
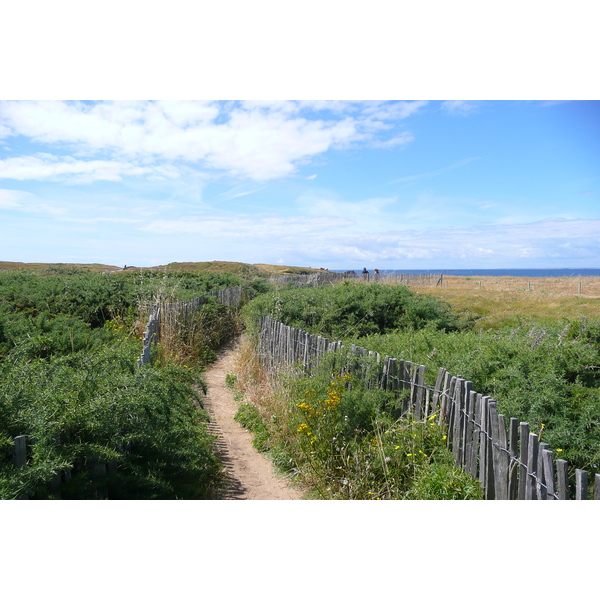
[201,337,303,500]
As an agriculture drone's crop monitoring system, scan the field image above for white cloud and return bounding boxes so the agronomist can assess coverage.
[0,100,425,182]
[0,188,30,209]
[297,195,397,222]
[263,218,600,267]
[362,101,429,121]
[0,187,65,215]
[141,214,354,237]
[390,157,480,184]
[0,154,182,183]
[371,133,414,149]
[441,100,477,114]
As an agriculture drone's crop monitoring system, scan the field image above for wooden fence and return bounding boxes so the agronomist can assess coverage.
[268,271,353,287]
[376,272,443,286]
[257,314,600,500]
[136,272,439,366]
[267,271,443,287]
[137,285,244,366]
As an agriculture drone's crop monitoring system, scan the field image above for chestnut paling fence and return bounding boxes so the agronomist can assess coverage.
[257,314,600,500]
[137,285,244,366]
[267,271,443,287]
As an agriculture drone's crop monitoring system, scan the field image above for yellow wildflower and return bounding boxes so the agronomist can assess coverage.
[297,423,312,436]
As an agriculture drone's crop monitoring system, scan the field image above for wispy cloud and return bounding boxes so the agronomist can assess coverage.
[211,184,267,204]
[306,218,600,266]
[390,157,480,184]
[0,188,66,215]
[371,133,414,149]
[0,154,183,184]
[140,214,353,237]
[441,101,477,115]
[296,194,397,223]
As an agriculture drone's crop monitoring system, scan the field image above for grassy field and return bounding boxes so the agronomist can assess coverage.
[410,275,600,329]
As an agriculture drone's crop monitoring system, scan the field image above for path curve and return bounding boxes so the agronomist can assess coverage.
[201,337,303,500]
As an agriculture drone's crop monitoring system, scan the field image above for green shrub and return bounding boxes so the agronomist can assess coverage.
[345,320,600,473]
[0,340,222,499]
[242,281,472,339]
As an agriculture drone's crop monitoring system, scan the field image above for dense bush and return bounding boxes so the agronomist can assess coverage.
[0,340,221,499]
[346,319,600,473]
[0,270,137,327]
[243,281,472,338]
[0,269,248,328]
[0,268,249,499]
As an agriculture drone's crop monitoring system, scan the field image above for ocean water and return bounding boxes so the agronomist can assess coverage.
[336,269,600,278]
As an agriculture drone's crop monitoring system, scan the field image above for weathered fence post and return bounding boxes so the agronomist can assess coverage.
[14,435,27,469]
[13,436,29,499]
[466,392,481,478]
[576,469,588,500]
[525,432,539,500]
[518,422,530,500]
[537,442,549,499]
[431,367,447,417]
[494,412,510,500]
[508,418,519,499]
[461,382,473,467]
[413,364,426,420]
[556,459,569,500]
[255,314,600,501]
[541,449,557,500]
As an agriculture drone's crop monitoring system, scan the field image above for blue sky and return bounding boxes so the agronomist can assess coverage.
[1,99,598,269]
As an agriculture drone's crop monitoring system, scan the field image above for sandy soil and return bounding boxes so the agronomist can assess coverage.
[201,337,304,500]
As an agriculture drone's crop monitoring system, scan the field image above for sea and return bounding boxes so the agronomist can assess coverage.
[334,269,600,278]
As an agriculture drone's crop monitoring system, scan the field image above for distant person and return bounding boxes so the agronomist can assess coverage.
[362,267,369,282]
[374,268,380,281]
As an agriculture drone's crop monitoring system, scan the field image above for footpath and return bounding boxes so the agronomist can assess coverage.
[201,337,303,500]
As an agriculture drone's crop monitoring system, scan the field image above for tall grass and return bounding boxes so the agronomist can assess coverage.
[232,337,482,499]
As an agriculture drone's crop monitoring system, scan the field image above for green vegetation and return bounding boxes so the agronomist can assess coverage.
[348,320,600,473]
[0,344,221,499]
[0,268,259,499]
[240,280,600,495]
[243,280,473,338]
[233,353,482,499]
[4,263,598,500]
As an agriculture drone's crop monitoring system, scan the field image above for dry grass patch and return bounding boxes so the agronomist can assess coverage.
[411,276,600,329]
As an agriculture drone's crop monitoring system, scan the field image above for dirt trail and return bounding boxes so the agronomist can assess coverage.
[201,337,303,500]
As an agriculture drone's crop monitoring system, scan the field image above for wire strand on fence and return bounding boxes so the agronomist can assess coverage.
[258,315,586,500]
